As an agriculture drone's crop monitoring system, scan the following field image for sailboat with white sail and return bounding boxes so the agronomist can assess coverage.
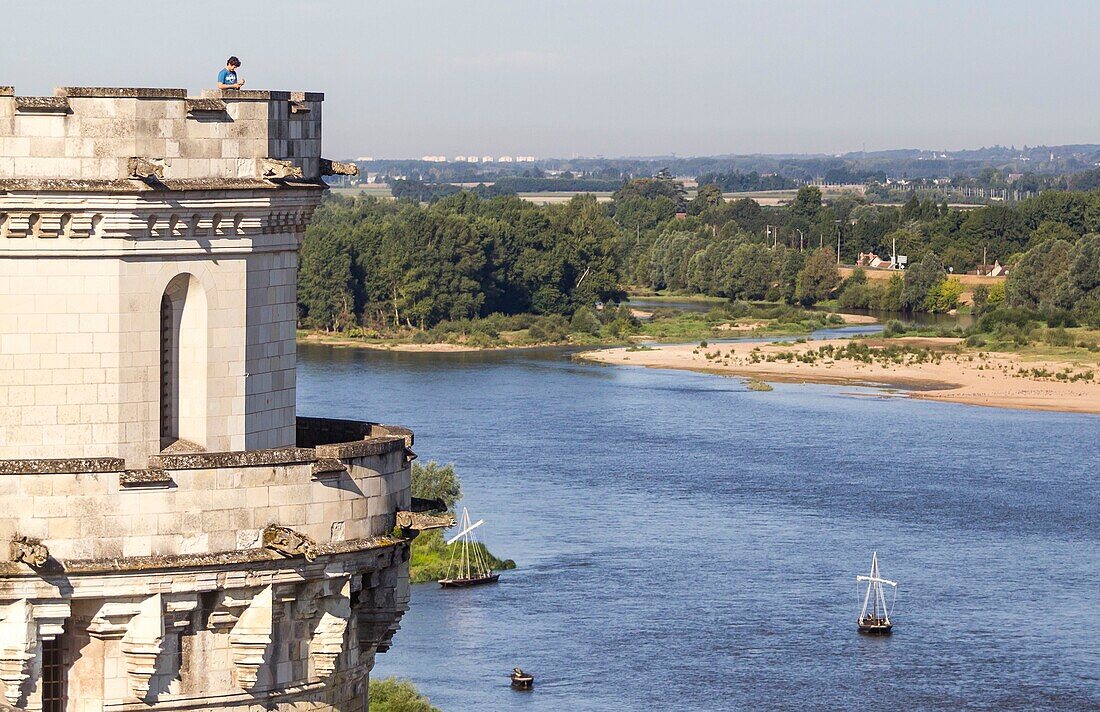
[856,551,897,635]
[439,507,500,588]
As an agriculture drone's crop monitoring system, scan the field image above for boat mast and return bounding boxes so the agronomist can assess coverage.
[856,551,898,622]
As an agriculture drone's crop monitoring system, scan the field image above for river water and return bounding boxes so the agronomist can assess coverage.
[298,342,1099,711]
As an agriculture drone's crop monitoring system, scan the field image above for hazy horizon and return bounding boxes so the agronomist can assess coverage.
[3,1,1098,159]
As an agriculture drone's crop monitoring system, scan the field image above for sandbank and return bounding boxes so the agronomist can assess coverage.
[580,338,1100,415]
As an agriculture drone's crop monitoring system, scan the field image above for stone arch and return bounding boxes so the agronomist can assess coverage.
[160,273,209,450]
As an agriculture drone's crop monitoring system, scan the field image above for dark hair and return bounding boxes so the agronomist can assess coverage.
[227,56,241,67]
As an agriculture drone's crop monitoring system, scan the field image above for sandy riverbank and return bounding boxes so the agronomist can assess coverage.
[299,334,489,352]
[580,338,1100,414]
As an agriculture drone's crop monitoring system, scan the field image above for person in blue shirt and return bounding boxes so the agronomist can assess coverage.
[217,56,245,91]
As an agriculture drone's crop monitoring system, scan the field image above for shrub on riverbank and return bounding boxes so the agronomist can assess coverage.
[369,677,440,712]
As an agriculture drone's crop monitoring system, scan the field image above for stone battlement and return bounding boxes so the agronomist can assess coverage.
[0,86,342,186]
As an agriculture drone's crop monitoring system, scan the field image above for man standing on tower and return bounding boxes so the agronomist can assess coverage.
[217,56,245,90]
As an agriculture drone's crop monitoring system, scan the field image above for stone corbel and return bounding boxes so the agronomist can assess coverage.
[121,594,164,700]
[259,158,304,180]
[227,586,273,691]
[207,589,259,633]
[309,579,351,680]
[0,600,35,707]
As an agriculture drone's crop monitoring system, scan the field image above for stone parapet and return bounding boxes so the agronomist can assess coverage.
[0,417,411,563]
[0,85,330,183]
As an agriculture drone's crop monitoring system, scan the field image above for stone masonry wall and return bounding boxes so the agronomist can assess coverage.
[0,189,315,465]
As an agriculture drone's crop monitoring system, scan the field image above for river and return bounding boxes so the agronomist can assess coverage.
[298,342,1099,711]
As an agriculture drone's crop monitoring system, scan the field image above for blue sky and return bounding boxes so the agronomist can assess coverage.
[3,1,1098,158]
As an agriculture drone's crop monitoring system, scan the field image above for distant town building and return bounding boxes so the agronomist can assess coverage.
[356,156,374,162]
[516,156,536,163]
[482,155,495,163]
[421,155,447,162]
[498,156,514,163]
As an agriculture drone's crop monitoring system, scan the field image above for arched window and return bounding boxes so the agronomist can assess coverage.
[160,274,208,450]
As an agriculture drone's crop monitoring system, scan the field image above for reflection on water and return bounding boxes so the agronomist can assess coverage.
[298,344,1098,711]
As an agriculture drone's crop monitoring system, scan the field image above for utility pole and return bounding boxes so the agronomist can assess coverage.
[795,228,804,252]
[835,219,842,265]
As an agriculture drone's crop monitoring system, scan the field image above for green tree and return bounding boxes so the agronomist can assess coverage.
[298,230,355,331]
[790,186,823,220]
[411,461,462,512]
[902,253,947,312]
[1028,220,1078,249]
[926,277,964,313]
[794,248,840,305]
[570,306,602,335]
[1006,238,1074,311]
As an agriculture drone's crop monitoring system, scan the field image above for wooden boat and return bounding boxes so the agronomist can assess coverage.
[438,507,501,588]
[856,551,898,635]
[510,668,534,690]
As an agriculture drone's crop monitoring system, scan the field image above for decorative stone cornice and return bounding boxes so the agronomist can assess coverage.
[0,457,124,475]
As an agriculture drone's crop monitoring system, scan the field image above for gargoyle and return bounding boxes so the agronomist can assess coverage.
[262,525,319,562]
[127,157,165,180]
[259,158,304,180]
[395,511,456,532]
[10,536,49,567]
[320,158,359,177]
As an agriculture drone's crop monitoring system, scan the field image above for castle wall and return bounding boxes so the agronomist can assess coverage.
[0,86,408,712]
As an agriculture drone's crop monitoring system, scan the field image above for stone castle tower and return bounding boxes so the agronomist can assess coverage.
[0,86,414,710]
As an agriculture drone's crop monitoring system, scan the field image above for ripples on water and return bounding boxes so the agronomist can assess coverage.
[298,344,1099,711]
